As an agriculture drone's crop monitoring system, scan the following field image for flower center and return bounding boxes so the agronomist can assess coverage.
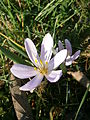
[34,59,48,75]
[39,60,48,75]
[39,66,48,75]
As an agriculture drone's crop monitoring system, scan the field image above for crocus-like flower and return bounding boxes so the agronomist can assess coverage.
[10,33,67,92]
[58,39,80,66]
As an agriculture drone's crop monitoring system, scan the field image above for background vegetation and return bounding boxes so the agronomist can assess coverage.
[0,0,90,120]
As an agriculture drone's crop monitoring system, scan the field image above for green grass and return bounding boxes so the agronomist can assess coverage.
[0,0,90,120]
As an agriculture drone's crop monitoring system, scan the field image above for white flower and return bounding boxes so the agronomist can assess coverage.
[10,33,67,92]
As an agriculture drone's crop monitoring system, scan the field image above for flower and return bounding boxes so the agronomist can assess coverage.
[58,39,80,66]
[10,33,67,92]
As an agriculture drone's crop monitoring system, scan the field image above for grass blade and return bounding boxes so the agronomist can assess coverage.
[8,41,28,58]
[0,1,16,28]
[0,46,29,65]
[74,84,90,120]
[0,32,25,50]
[35,0,64,21]
[0,32,27,58]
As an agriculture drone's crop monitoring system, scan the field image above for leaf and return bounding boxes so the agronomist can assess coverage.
[8,41,28,58]
[0,46,29,65]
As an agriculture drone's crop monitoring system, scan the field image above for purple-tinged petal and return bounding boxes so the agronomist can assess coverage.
[40,33,53,62]
[65,50,80,66]
[65,57,73,66]
[48,49,67,70]
[10,64,38,79]
[58,40,64,51]
[25,38,40,67]
[19,74,43,92]
[71,50,80,61]
[45,70,62,82]
[65,39,72,55]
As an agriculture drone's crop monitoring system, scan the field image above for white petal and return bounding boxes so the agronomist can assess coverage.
[40,33,53,62]
[45,70,62,82]
[10,64,38,79]
[65,39,72,55]
[19,74,43,92]
[25,38,40,67]
[58,40,64,51]
[48,49,67,70]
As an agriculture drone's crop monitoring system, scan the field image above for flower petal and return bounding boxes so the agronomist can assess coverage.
[71,50,80,61]
[19,74,44,92]
[65,50,80,66]
[25,38,40,67]
[58,40,64,51]
[40,33,53,62]
[10,64,38,79]
[48,49,67,70]
[65,39,72,55]
[65,57,73,66]
[45,70,62,82]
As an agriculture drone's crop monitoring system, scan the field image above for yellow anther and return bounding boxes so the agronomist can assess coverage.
[40,59,43,65]
[34,67,37,70]
[45,61,48,65]
[35,59,38,63]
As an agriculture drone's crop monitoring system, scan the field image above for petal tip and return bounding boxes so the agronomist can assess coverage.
[65,39,69,42]
[45,33,52,39]
[46,33,51,36]
[19,86,28,91]
[25,38,31,44]
[65,39,71,45]
[76,50,81,53]
[19,86,35,93]
[65,39,72,55]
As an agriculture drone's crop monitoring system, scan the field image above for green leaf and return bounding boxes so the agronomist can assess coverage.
[8,41,28,58]
[74,84,90,120]
[0,46,29,65]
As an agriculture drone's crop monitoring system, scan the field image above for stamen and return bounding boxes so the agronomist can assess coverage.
[40,59,43,66]
[34,67,37,70]
[35,59,38,63]
[45,61,48,65]
[34,59,48,75]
